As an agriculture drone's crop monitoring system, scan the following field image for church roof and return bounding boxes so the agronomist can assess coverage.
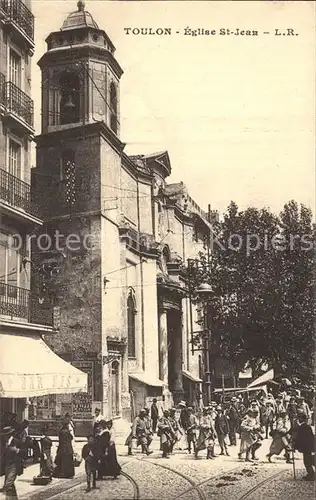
[61,0,99,31]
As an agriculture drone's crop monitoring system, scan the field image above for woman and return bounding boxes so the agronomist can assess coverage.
[266,409,292,463]
[39,427,54,480]
[195,407,216,459]
[238,408,263,461]
[54,422,75,479]
[96,420,121,480]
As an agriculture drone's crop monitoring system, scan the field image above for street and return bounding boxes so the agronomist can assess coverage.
[18,437,314,500]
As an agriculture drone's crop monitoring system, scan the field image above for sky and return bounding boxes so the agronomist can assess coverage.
[31,0,315,217]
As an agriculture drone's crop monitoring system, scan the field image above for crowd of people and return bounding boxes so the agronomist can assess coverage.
[126,391,315,481]
[0,410,122,497]
[0,390,314,497]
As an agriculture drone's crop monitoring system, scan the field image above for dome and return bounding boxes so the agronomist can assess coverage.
[61,1,99,31]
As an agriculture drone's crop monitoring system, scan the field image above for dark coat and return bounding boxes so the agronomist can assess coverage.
[215,415,229,436]
[151,403,159,420]
[293,423,315,454]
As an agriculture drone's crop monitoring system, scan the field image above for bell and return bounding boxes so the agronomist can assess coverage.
[63,94,75,109]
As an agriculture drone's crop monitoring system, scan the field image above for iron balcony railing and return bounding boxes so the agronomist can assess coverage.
[5,81,34,128]
[0,73,5,107]
[1,0,35,41]
[0,283,54,326]
[0,168,39,217]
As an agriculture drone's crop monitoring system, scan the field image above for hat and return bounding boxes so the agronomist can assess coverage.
[187,406,193,411]
[231,397,237,401]
[216,406,222,411]
[0,426,15,436]
[139,409,146,414]
[179,401,186,407]
[211,402,217,406]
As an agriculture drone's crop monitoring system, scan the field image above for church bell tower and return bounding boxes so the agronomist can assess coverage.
[32,1,129,429]
[39,0,122,136]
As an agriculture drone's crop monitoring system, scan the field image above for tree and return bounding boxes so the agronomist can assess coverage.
[187,200,314,383]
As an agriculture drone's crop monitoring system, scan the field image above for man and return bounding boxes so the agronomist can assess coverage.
[274,397,285,418]
[0,427,24,498]
[131,409,153,456]
[263,401,275,439]
[296,397,311,421]
[168,408,181,453]
[150,398,159,433]
[186,407,197,454]
[227,397,239,446]
[215,406,230,456]
[93,408,104,435]
[292,413,315,481]
[157,410,175,459]
[144,408,154,451]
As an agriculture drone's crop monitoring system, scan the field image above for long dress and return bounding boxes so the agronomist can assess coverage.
[97,430,121,479]
[269,416,291,456]
[239,415,261,455]
[195,415,216,452]
[54,428,74,479]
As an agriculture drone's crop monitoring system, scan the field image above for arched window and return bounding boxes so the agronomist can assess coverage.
[127,289,136,358]
[109,82,117,134]
[61,149,76,206]
[59,70,80,125]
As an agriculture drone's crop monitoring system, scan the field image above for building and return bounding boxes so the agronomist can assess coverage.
[31,1,216,434]
[0,0,87,427]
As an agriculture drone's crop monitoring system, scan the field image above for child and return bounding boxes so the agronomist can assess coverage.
[39,427,54,480]
[293,413,315,481]
[82,435,99,492]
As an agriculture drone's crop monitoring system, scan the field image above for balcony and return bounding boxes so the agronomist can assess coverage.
[0,168,41,223]
[119,226,159,257]
[0,73,5,111]
[0,283,54,327]
[0,0,35,51]
[4,81,34,133]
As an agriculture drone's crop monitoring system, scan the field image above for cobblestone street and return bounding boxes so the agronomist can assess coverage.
[16,437,314,500]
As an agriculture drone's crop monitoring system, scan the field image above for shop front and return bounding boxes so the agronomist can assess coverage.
[0,332,88,434]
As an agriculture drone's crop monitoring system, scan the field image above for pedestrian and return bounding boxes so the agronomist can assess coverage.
[82,435,99,492]
[296,397,311,421]
[96,420,121,480]
[39,427,54,480]
[168,408,181,453]
[227,398,239,446]
[292,413,315,481]
[238,407,263,462]
[266,409,292,464]
[150,398,159,433]
[215,406,230,456]
[263,401,275,439]
[93,408,104,436]
[274,397,286,418]
[195,407,216,459]
[144,409,153,451]
[64,413,75,440]
[0,426,24,499]
[186,407,197,454]
[157,410,175,459]
[53,421,75,479]
[131,409,153,456]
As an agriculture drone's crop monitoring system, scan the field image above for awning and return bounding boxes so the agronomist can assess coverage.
[129,372,164,387]
[182,370,203,383]
[247,369,274,389]
[214,385,268,394]
[0,333,88,397]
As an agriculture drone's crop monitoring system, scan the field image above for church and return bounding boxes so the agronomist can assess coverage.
[30,1,216,435]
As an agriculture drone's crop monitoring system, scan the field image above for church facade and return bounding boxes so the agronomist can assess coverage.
[31,1,216,434]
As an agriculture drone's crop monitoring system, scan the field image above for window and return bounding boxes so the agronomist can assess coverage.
[9,49,22,87]
[109,82,117,134]
[0,232,20,295]
[8,139,21,178]
[127,290,137,357]
[59,71,80,125]
[61,150,76,206]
